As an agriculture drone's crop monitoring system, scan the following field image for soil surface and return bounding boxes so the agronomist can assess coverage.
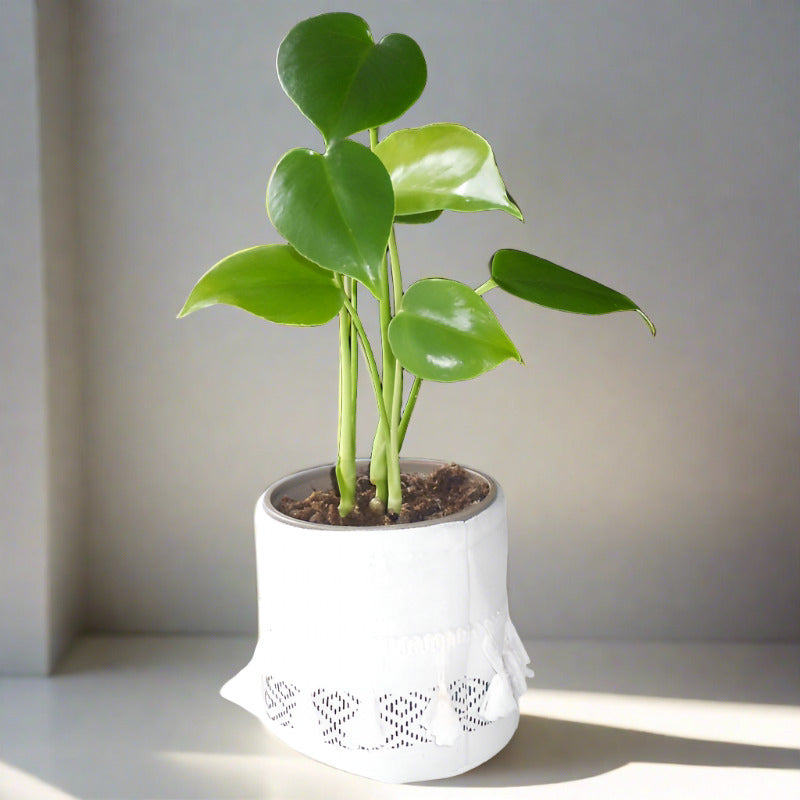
[277,463,490,526]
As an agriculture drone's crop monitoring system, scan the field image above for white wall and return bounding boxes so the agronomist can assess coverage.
[0,0,83,674]
[38,0,85,671]
[1,0,50,674]
[30,0,800,641]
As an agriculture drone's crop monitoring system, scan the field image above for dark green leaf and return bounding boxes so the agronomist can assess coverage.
[178,244,343,326]
[277,12,426,144]
[491,249,656,335]
[395,209,444,225]
[374,124,522,220]
[388,278,522,382]
[267,140,394,296]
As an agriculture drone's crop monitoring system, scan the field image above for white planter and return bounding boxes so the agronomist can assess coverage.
[221,460,533,783]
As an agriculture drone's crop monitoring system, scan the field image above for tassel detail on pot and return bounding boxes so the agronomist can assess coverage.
[503,650,529,699]
[479,670,518,722]
[479,623,519,722]
[421,682,463,747]
[345,688,386,750]
[504,619,535,682]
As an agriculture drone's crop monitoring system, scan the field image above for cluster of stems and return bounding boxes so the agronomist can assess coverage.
[334,129,424,518]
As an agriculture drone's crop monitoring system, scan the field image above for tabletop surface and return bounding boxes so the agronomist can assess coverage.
[0,636,798,799]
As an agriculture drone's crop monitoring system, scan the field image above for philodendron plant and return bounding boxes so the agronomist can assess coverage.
[180,12,654,519]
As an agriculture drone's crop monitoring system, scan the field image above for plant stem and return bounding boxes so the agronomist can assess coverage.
[337,315,342,455]
[350,281,358,407]
[385,226,405,514]
[398,374,422,449]
[367,126,396,509]
[337,279,393,466]
[636,308,657,336]
[335,278,356,517]
[474,277,498,296]
[369,249,392,505]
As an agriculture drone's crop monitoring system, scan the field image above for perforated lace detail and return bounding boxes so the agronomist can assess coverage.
[448,677,491,732]
[264,676,492,749]
[379,690,433,749]
[311,689,358,746]
[263,676,300,727]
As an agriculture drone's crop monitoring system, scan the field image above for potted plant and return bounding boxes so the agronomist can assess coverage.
[179,11,654,783]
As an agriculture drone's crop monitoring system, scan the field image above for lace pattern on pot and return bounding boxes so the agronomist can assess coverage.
[259,619,533,749]
[262,677,493,750]
[263,676,300,727]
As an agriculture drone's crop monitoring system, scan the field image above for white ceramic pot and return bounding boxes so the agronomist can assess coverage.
[221,460,532,783]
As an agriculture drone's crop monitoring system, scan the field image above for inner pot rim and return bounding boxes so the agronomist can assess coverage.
[261,457,499,532]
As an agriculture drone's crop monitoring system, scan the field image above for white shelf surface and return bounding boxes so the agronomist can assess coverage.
[0,637,798,799]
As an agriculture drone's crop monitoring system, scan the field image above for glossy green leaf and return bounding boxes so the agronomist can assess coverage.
[395,209,444,225]
[178,244,343,326]
[491,249,656,334]
[374,123,523,220]
[388,278,522,382]
[267,139,394,296]
[277,12,427,144]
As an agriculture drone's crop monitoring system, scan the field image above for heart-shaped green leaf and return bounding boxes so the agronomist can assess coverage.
[388,278,522,382]
[491,249,656,334]
[178,244,343,326]
[277,12,427,144]
[267,139,395,296]
[374,124,523,220]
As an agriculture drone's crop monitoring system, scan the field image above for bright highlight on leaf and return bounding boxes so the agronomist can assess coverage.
[375,124,523,220]
[388,278,522,382]
[277,12,426,144]
[178,244,344,326]
[267,140,395,297]
[491,249,656,335]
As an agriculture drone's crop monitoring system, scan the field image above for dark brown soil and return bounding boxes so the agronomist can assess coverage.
[277,463,490,526]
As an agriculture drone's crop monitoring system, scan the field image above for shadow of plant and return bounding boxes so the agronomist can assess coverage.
[425,714,800,787]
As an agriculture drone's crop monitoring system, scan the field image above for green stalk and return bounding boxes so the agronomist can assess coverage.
[338,280,393,464]
[350,281,358,411]
[369,250,392,506]
[385,226,405,514]
[348,278,359,494]
[337,312,342,455]
[475,277,498,296]
[367,126,394,509]
[335,278,356,518]
[398,375,422,449]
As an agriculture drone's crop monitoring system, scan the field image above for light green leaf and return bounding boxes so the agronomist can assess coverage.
[178,244,343,326]
[277,12,426,144]
[374,123,523,220]
[388,278,522,382]
[491,249,656,335]
[267,139,395,296]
